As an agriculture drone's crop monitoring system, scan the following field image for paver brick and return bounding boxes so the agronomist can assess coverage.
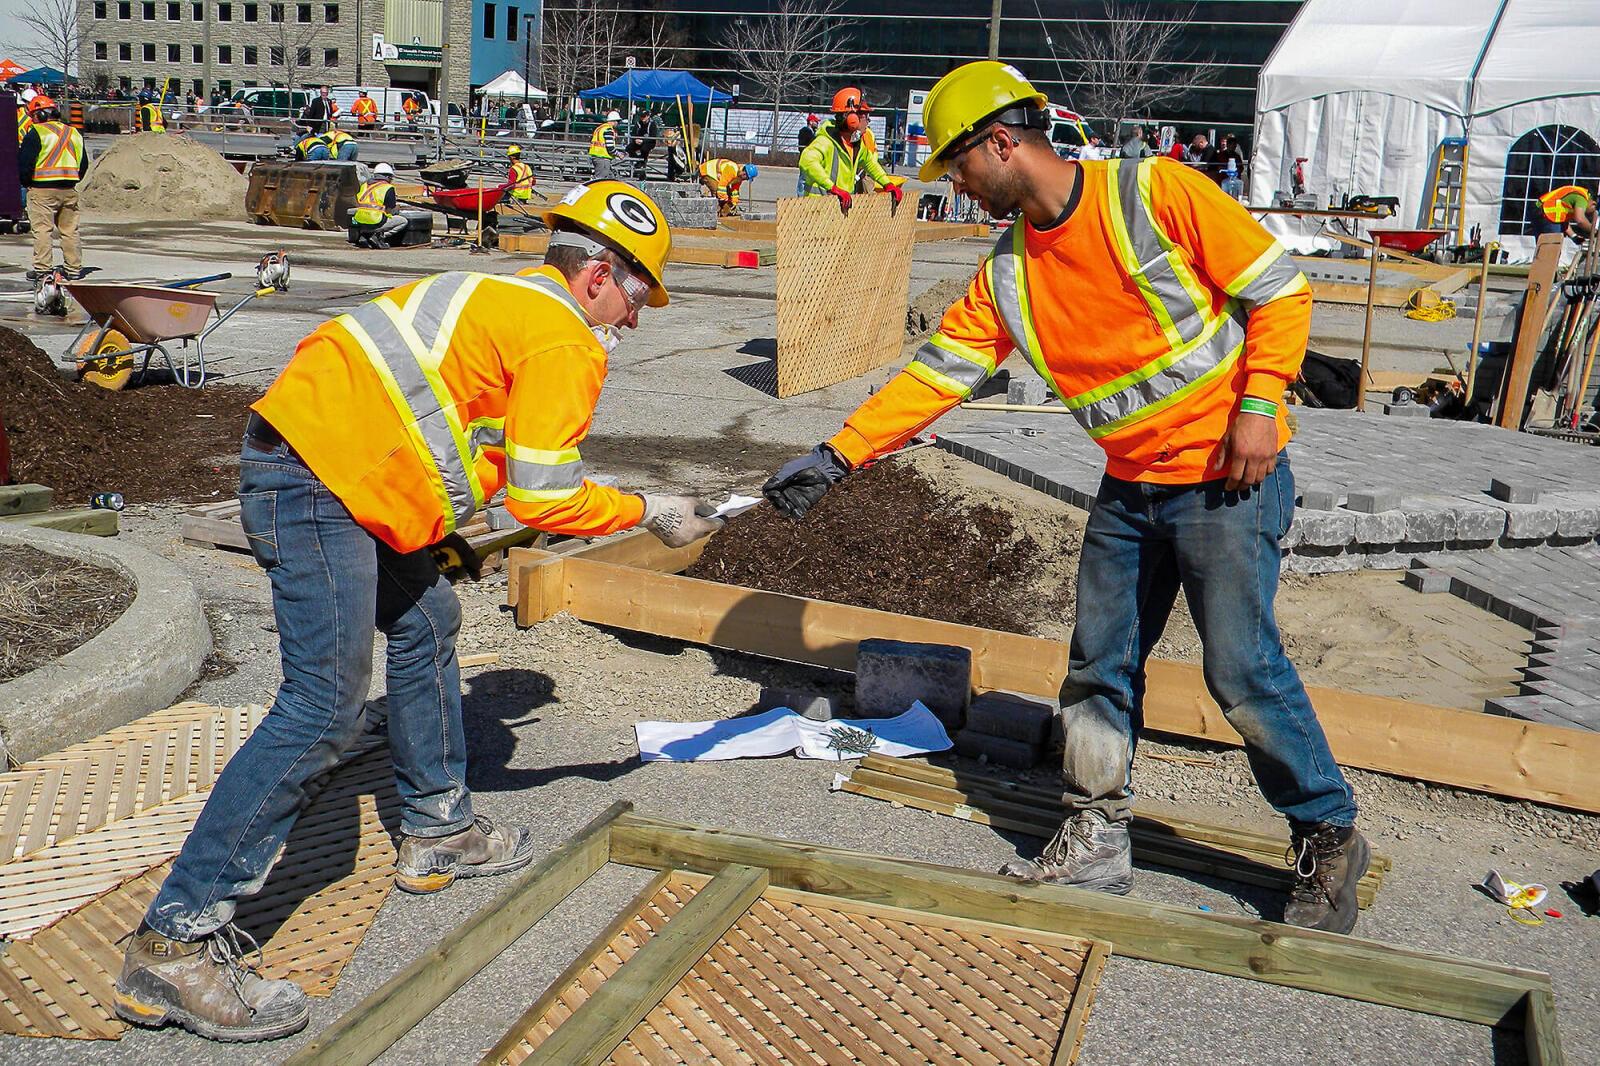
[855,638,972,730]
[965,690,1057,745]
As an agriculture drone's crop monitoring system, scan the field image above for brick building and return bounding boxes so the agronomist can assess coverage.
[76,0,472,109]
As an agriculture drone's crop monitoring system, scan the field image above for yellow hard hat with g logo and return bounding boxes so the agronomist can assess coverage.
[542,180,672,307]
[918,61,1048,182]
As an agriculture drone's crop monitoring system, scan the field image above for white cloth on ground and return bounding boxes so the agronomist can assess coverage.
[634,701,952,762]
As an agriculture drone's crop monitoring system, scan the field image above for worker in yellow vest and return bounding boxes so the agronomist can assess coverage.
[19,96,89,281]
[506,145,535,204]
[323,127,357,161]
[799,88,904,213]
[698,158,757,217]
[590,110,620,179]
[294,130,331,160]
[351,162,407,248]
[136,101,165,133]
[17,103,32,144]
[1540,184,1597,242]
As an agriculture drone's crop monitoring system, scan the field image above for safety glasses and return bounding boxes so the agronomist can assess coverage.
[608,262,651,313]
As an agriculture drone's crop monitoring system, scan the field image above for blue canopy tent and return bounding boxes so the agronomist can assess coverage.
[578,70,731,105]
[5,67,71,85]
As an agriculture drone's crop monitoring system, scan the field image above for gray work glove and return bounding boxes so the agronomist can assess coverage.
[640,494,724,548]
[762,444,851,520]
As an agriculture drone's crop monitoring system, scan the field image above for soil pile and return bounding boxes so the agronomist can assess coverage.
[0,326,254,504]
[687,459,1070,633]
[0,545,135,681]
[79,133,247,222]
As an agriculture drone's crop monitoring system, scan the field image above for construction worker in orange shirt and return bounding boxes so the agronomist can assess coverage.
[698,158,757,216]
[351,89,379,128]
[798,87,904,212]
[764,61,1368,936]
[1540,184,1597,242]
[114,181,722,1044]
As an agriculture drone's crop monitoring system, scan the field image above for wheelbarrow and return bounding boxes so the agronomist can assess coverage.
[1372,228,1450,257]
[416,178,519,244]
[63,278,281,390]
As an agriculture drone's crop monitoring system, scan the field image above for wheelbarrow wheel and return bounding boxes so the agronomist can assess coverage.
[75,329,135,391]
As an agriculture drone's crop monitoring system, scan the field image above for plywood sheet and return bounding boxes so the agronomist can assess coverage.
[775,193,917,398]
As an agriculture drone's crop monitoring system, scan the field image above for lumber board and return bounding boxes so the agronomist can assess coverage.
[0,484,52,517]
[2,507,117,536]
[1308,280,1423,308]
[180,499,249,551]
[283,801,632,1066]
[505,531,706,609]
[1500,233,1565,429]
[1055,937,1108,1066]
[608,813,1552,1029]
[1524,988,1567,1066]
[520,864,768,1066]
[509,554,1600,814]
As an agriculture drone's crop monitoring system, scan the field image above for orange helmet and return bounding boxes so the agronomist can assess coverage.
[831,87,869,115]
[27,95,57,116]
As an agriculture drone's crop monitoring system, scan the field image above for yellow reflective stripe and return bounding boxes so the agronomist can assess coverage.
[1106,162,1181,346]
[336,311,457,530]
[1135,160,1212,315]
[506,483,582,503]
[1066,311,1227,410]
[1007,227,1049,379]
[412,276,488,510]
[468,415,504,455]
[1086,339,1244,440]
[905,359,972,397]
[506,442,580,465]
[1263,272,1310,304]
[1226,243,1283,296]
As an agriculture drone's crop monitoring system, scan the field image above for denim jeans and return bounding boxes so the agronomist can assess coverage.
[335,142,358,162]
[145,436,473,940]
[1060,450,1357,829]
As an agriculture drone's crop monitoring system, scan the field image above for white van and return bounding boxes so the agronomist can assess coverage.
[330,85,428,125]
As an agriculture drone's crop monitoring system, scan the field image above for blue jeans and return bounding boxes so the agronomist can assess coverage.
[1061,450,1356,829]
[305,144,331,160]
[335,142,358,161]
[145,436,473,940]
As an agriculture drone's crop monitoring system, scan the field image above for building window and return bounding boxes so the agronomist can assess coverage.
[119,42,131,59]
[243,1,255,18]
[119,75,131,90]
[192,78,203,95]
[296,2,309,21]
[144,76,156,88]
[93,1,106,17]
[506,6,517,40]
[142,2,154,18]
[192,44,203,62]
[143,42,155,60]
[217,79,231,94]
[296,46,310,66]
[1500,126,1600,237]
[117,0,129,16]
[94,41,107,59]
[168,43,180,61]
[483,2,494,38]
[244,44,257,63]
[218,1,230,17]
[269,2,282,21]
[166,1,177,17]
[324,47,338,66]
[218,44,231,62]
[269,44,283,65]
[323,3,336,21]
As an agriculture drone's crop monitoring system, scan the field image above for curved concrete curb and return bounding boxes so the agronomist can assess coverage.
[0,523,211,763]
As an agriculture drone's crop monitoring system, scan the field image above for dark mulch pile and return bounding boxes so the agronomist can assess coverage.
[0,326,255,505]
[687,460,1063,633]
[0,545,136,682]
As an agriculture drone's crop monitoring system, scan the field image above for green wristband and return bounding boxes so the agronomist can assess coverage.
[1240,397,1278,417]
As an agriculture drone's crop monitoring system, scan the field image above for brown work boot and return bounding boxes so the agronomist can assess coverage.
[999,809,1134,894]
[394,814,534,894]
[1283,822,1370,934]
[114,923,309,1042]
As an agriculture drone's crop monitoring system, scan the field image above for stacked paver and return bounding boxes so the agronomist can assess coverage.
[637,181,718,229]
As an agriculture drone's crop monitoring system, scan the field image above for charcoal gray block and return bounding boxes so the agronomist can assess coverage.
[855,638,971,729]
[1294,509,1356,547]
[1490,478,1540,504]
[755,688,839,722]
[1497,503,1559,541]
[1545,493,1600,538]
[1383,402,1431,417]
[952,728,1045,768]
[1402,567,1452,593]
[1347,489,1402,514]
[1402,499,1455,542]
[1353,510,1408,544]
[966,690,1057,745]
[1298,486,1338,511]
[1006,374,1053,406]
[1449,498,1508,542]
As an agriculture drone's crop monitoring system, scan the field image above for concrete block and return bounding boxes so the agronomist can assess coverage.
[1402,499,1455,543]
[1353,510,1408,544]
[1498,503,1559,541]
[1490,478,1541,505]
[1448,499,1508,542]
[755,688,839,722]
[1006,374,1053,406]
[1347,489,1402,514]
[1283,547,1367,574]
[1402,567,1452,593]
[952,729,1044,769]
[966,690,1057,745]
[1383,402,1431,417]
[1361,547,1414,569]
[855,638,971,729]
[1280,519,1303,549]
[1298,486,1338,511]
[1294,509,1356,547]
[1544,493,1600,539]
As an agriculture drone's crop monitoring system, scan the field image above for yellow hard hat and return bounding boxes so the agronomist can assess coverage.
[542,180,672,307]
[917,61,1047,182]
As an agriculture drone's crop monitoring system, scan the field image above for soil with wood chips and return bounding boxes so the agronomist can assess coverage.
[0,544,135,681]
[0,326,255,505]
[687,460,1068,633]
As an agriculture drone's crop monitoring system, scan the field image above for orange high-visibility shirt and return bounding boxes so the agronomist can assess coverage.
[698,158,743,200]
[352,96,378,124]
[830,160,1308,484]
[253,266,644,552]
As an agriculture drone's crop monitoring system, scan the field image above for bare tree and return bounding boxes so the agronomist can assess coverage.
[7,0,82,82]
[1060,2,1218,139]
[267,6,326,101]
[632,7,686,71]
[720,0,860,153]
[540,0,625,130]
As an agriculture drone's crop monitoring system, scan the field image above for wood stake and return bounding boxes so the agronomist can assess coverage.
[1498,233,1564,428]
[1466,243,1496,401]
[1358,237,1380,410]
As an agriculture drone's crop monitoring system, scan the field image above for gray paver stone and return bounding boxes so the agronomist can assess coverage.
[1496,503,1559,541]
[1297,486,1338,511]
[952,729,1045,768]
[1347,489,1402,514]
[756,688,839,722]
[1294,509,1356,547]
[1490,478,1541,504]
[1402,568,1452,593]
[965,690,1057,745]
[1383,403,1431,417]
[1006,374,1054,406]
[855,638,972,729]
[1402,499,1455,542]
[1448,499,1507,542]
[1353,510,1408,543]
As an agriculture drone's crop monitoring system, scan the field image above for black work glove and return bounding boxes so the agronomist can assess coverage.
[428,531,482,582]
[762,444,851,519]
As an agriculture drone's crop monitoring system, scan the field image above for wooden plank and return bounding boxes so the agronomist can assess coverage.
[1499,233,1565,429]
[521,554,1600,814]
[1054,938,1109,1066]
[1,508,117,536]
[0,484,52,517]
[179,500,249,551]
[522,864,768,1066]
[506,530,708,611]
[1308,280,1419,308]
[608,813,1550,1029]
[284,801,632,1066]
[1523,988,1566,1066]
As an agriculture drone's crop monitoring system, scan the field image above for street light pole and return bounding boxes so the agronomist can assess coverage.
[988,0,1003,60]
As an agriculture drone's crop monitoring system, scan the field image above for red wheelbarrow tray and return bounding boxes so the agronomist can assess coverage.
[427,181,512,213]
[1370,228,1450,255]
[63,282,221,342]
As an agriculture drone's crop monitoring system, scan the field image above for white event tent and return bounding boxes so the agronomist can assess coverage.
[479,70,547,100]
[1251,0,1600,258]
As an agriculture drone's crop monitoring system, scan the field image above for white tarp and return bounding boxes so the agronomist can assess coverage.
[1251,0,1600,258]
[479,70,547,100]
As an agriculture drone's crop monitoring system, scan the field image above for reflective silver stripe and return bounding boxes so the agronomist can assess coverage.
[1230,249,1306,310]
[507,454,585,494]
[1114,160,1206,345]
[909,335,991,395]
[989,227,1035,366]
[469,422,504,453]
[1072,310,1247,436]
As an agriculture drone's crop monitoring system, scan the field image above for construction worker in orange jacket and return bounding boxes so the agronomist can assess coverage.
[764,62,1367,936]
[698,158,757,216]
[798,88,904,212]
[115,181,722,1044]
[351,89,379,128]
[1540,184,1596,242]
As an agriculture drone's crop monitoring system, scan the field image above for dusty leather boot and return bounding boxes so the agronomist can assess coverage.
[394,814,534,894]
[114,923,309,1042]
[999,808,1134,894]
[1283,822,1370,934]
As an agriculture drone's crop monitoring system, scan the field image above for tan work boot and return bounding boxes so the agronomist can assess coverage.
[394,814,534,894]
[114,923,309,1042]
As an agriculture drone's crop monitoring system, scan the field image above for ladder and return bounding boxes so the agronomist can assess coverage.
[1423,137,1469,242]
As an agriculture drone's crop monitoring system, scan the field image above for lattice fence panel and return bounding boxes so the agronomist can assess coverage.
[775,192,917,398]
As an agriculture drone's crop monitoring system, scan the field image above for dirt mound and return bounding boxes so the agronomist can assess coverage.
[687,458,1071,633]
[0,326,255,505]
[79,133,247,222]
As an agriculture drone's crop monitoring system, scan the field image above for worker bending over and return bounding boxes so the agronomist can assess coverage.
[1541,184,1597,242]
[114,182,723,1043]
[507,144,535,204]
[324,127,358,161]
[799,88,903,212]
[698,158,757,216]
[590,110,621,179]
[351,162,407,247]
[19,96,88,281]
[765,62,1368,936]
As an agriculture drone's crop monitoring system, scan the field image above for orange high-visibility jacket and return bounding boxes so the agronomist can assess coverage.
[253,267,644,553]
[698,158,744,203]
[1541,185,1591,224]
[829,158,1311,484]
[352,96,378,124]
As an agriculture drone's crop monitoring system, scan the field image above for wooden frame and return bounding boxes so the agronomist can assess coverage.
[505,544,1600,815]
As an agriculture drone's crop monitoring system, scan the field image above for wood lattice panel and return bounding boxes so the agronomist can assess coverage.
[774,192,918,397]
[0,744,400,1039]
[493,874,1107,1066]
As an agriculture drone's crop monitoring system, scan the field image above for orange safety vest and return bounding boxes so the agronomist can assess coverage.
[508,160,534,201]
[829,158,1311,484]
[252,266,645,553]
[1541,185,1591,224]
[353,179,392,224]
[402,96,420,117]
[698,158,742,201]
[352,96,378,124]
[31,121,85,183]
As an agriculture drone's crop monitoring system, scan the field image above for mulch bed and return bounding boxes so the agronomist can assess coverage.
[0,326,256,506]
[0,545,135,682]
[687,460,1066,633]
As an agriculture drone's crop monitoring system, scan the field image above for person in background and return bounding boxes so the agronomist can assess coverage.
[507,144,535,205]
[402,93,421,130]
[20,95,89,281]
[1182,133,1216,178]
[323,127,358,161]
[1120,124,1152,159]
[352,90,379,129]
[351,162,407,247]
[663,126,688,182]
[797,113,820,195]
[1216,134,1246,199]
[301,86,336,134]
